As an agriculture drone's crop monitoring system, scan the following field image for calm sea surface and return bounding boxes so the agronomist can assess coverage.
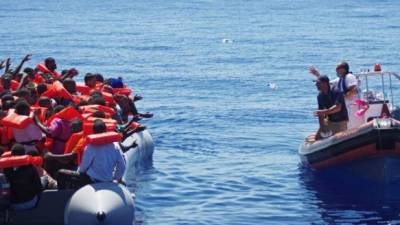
[1,0,400,224]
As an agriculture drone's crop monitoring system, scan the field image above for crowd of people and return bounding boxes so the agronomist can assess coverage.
[0,54,152,210]
[309,61,363,140]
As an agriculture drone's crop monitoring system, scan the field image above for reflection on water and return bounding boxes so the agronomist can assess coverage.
[299,164,400,224]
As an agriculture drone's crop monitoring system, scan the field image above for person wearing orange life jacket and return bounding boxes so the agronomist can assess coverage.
[3,144,42,210]
[6,101,44,154]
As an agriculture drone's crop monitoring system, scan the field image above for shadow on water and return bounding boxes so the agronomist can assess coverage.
[298,163,400,224]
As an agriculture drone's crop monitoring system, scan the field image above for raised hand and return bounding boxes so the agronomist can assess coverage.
[23,54,32,62]
[0,60,5,70]
[309,65,321,78]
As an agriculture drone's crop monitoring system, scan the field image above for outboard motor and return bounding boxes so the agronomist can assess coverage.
[64,182,135,225]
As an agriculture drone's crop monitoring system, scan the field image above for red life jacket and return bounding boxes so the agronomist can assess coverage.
[76,83,91,95]
[80,105,116,116]
[83,121,117,135]
[0,126,13,146]
[36,63,61,79]
[86,132,122,145]
[113,88,132,96]
[46,106,83,126]
[64,132,85,164]
[1,151,11,158]
[31,106,48,123]
[0,155,43,168]
[1,109,34,129]
[41,81,73,100]
[10,80,19,91]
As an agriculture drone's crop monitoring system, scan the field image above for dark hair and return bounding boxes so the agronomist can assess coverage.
[15,88,30,98]
[93,119,106,134]
[89,96,106,106]
[37,83,48,95]
[44,57,55,65]
[92,111,106,118]
[1,94,14,103]
[23,67,35,77]
[94,73,104,83]
[61,69,69,76]
[337,61,350,73]
[38,97,51,107]
[71,119,83,133]
[84,73,96,84]
[2,100,14,111]
[11,143,25,156]
[15,100,30,115]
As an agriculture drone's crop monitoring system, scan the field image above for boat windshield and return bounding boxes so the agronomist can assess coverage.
[355,71,400,109]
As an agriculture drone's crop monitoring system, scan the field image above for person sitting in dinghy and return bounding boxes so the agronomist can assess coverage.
[314,75,348,139]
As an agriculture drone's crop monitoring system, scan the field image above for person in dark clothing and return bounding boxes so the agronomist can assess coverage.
[314,75,348,139]
[3,144,42,210]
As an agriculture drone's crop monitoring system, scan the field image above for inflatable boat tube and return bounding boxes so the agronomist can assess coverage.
[64,182,134,225]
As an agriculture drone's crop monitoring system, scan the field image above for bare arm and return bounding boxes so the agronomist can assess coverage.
[12,54,31,77]
[314,103,342,117]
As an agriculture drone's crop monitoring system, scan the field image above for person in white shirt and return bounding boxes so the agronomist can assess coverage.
[310,61,363,129]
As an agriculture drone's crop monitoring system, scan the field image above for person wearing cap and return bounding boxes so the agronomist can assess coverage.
[310,61,362,129]
[314,75,348,139]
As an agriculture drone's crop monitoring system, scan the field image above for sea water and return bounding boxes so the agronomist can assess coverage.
[1,0,400,224]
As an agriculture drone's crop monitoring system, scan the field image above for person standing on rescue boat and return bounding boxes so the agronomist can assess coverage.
[314,76,348,139]
[310,61,362,129]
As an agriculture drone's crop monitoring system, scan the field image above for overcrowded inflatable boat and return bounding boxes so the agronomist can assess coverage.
[0,55,154,225]
[299,69,400,183]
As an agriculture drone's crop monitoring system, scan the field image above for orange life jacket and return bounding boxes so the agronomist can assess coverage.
[46,106,83,126]
[0,126,13,146]
[82,121,117,135]
[80,105,116,116]
[86,132,122,145]
[1,109,34,129]
[76,83,91,95]
[113,87,132,96]
[10,80,19,91]
[0,155,43,168]
[64,132,85,164]
[41,81,73,100]
[36,63,61,79]
[31,106,48,123]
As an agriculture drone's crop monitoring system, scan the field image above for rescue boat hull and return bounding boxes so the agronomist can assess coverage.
[299,118,400,183]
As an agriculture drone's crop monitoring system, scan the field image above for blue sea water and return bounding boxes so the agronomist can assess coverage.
[1,0,400,224]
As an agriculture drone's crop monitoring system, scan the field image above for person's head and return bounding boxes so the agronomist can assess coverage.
[94,73,104,83]
[36,83,48,95]
[336,61,349,77]
[11,143,25,156]
[63,78,76,94]
[70,119,83,133]
[44,57,57,71]
[84,73,96,88]
[93,119,106,134]
[317,75,330,93]
[15,88,32,103]
[92,110,106,118]
[1,75,12,89]
[38,96,52,108]
[89,96,106,106]
[23,67,36,79]
[2,100,14,111]
[61,69,69,76]
[15,100,31,116]
[1,94,14,104]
